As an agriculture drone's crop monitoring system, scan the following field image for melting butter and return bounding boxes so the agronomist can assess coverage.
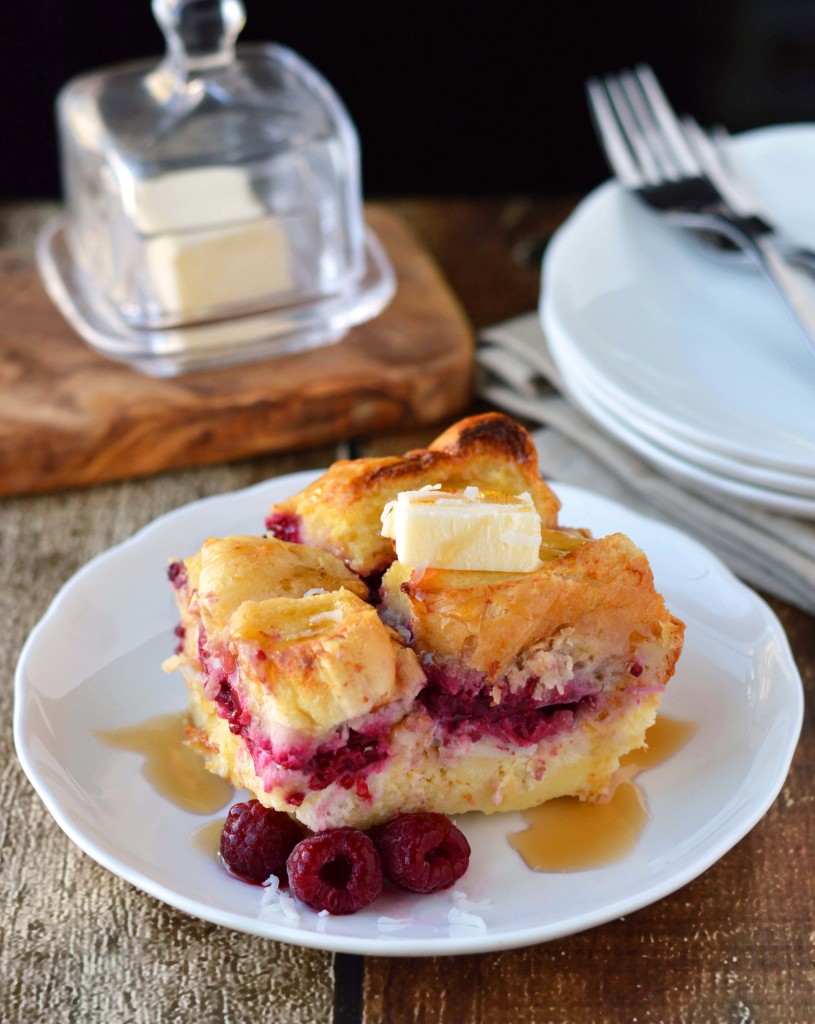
[381,487,542,572]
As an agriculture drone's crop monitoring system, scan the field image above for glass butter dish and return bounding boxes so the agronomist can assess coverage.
[37,0,394,376]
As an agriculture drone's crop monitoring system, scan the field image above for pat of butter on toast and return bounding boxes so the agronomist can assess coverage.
[380,486,542,572]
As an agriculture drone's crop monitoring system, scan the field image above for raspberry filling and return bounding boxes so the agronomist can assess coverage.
[301,732,385,793]
[254,729,387,796]
[418,666,601,747]
[198,631,387,798]
[361,566,391,606]
[167,561,188,589]
[265,512,302,544]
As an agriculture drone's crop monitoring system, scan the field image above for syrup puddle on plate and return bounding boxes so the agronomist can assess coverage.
[99,711,695,876]
[190,817,227,858]
[97,712,233,815]
[509,715,696,872]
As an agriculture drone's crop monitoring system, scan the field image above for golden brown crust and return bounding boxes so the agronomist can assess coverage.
[189,535,368,635]
[428,411,543,466]
[228,589,425,733]
[167,536,425,738]
[382,532,685,683]
[267,413,560,575]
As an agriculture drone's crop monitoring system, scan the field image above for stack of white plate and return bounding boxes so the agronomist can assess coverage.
[540,124,815,517]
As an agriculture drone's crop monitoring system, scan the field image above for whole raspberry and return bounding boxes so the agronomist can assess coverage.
[220,800,306,884]
[372,813,470,893]
[287,828,383,914]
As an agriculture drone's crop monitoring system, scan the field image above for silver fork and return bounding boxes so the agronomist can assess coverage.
[686,117,815,275]
[586,64,815,355]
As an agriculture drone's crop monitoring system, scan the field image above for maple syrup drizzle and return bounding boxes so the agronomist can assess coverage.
[619,715,697,773]
[190,817,227,858]
[97,712,233,815]
[509,715,697,872]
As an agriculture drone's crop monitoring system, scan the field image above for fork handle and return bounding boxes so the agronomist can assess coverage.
[755,236,815,355]
[660,210,815,356]
[734,228,815,358]
[771,238,815,277]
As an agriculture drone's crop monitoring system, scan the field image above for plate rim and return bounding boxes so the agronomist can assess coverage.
[545,299,815,493]
[544,300,815,516]
[13,472,804,956]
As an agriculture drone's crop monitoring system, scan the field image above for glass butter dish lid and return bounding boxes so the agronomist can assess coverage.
[37,0,394,376]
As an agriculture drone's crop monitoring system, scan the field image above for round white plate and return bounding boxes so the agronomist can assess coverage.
[14,473,803,956]
[547,309,815,516]
[542,124,815,475]
[550,311,815,497]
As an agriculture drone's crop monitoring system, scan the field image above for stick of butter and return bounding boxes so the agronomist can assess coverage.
[143,218,291,317]
[380,486,542,572]
[129,168,292,320]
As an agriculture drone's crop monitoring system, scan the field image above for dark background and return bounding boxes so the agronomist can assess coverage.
[3,0,815,200]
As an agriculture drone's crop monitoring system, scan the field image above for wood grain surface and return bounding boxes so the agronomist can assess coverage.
[0,204,472,497]
[2,198,813,1024]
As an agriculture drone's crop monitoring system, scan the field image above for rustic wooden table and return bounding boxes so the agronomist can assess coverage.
[2,198,812,1024]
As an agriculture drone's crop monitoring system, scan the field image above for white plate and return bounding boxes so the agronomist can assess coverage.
[548,319,815,517]
[547,308,815,516]
[550,311,815,498]
[14,473,803,956]
[542,124,815,475]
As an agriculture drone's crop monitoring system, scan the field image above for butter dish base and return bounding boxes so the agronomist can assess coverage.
[36,216,396,377]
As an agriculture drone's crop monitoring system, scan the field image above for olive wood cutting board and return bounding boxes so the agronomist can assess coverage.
[0,204,473,497]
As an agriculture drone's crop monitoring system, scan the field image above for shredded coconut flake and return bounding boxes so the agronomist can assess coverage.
[411,565,428,586]
[393,623,412,644]
[309,610,343,624]
[452,890,491,911]
[259,877,300,922]
[447,907,487,931]
[462,486,480,499]
[376,915,412,932]
[381,500,396,529]
[278,893,301,921]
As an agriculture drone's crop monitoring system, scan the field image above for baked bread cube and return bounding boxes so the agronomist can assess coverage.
[376,531,684,815]
[164,536,427,829]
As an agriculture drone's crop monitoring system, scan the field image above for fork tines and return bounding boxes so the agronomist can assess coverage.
[586,64,705,192]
